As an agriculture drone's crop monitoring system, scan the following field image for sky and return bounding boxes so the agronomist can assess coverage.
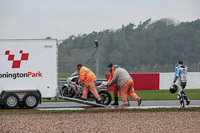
[0,0,199,39]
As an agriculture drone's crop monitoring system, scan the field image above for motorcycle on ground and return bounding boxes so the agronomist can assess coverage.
[61,72,112,105]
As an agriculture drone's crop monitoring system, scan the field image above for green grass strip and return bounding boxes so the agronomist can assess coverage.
[0,107,200,114]
[112,89,200,101]
[43,89,200,102]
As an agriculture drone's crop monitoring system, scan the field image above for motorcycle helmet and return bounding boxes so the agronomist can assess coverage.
[170,84,178,93]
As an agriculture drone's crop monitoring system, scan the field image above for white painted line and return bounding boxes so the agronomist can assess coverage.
[37,105,200,111]
[127,105,200,109]
[127,106,172,109]
[39,108,84,111]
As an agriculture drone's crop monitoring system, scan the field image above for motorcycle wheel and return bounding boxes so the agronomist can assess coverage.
[97,90,112,105]
[61,86,75,98]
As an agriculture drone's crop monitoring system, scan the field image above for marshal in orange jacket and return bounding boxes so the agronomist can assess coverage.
[78,66,96,87]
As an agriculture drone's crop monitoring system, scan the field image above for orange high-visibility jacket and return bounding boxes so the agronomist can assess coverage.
[78,66,96,87]
[108,68,115,82]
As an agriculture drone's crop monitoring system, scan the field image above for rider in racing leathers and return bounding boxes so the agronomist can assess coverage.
[172,61,190,108]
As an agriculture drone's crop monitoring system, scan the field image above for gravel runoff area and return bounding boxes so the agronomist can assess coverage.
[0,111,200,133]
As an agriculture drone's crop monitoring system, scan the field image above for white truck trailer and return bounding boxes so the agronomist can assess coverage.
[0,39,58,109]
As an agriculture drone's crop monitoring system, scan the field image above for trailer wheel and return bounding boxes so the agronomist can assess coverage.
[3,93,19,109]
[23,93,39,109]
[0,104,5,109]
[97,91,112,105]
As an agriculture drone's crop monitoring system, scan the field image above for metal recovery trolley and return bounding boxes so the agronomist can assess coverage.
[59,96,106,107]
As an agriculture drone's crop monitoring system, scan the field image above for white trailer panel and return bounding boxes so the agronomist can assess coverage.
[0,39,58,98]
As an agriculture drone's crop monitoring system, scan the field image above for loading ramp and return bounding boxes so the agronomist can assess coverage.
[58,96,107,107]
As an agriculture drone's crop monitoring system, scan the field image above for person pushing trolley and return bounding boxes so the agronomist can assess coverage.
[171,61,190,108]
[107,65,142,107]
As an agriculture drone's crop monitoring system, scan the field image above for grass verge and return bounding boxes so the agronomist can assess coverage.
[0,107,200,114]
[111,89,200,101]
[42,89,200,102]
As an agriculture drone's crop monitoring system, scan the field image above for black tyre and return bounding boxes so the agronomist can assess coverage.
[97,90,112,105]
[61,86,75,98]
[3,93,19,109]
[0,104,5,109]
[23,93,39,109]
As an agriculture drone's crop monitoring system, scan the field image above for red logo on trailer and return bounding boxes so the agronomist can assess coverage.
[5,50,29,68]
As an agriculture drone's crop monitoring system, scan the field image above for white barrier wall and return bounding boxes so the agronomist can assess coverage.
[160,72,200,90]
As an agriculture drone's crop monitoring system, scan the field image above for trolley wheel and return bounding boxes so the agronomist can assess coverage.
[23,93,39,109]
[3,93,19,109]
[97,90,112,105]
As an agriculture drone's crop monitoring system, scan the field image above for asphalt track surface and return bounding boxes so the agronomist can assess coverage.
[0,100,199,111]
[36,100,200,110]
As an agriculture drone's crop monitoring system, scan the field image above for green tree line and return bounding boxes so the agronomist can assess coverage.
[58,18,200,75]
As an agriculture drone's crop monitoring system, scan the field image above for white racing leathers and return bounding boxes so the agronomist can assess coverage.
[174,66,190,107]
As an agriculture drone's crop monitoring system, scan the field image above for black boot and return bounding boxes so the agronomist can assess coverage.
[138,98,142,106]
[97,99,103,104]
[178,94,185,108]
[111,96,119,106]
[182,91,190,105]
[81,98,86,101]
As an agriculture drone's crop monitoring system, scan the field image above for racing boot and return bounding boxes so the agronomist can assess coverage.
[180,100,185,108]
[178,94,185,108]
[182,91,190,105]
[111,96,119,106]
[185,99,190,106]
